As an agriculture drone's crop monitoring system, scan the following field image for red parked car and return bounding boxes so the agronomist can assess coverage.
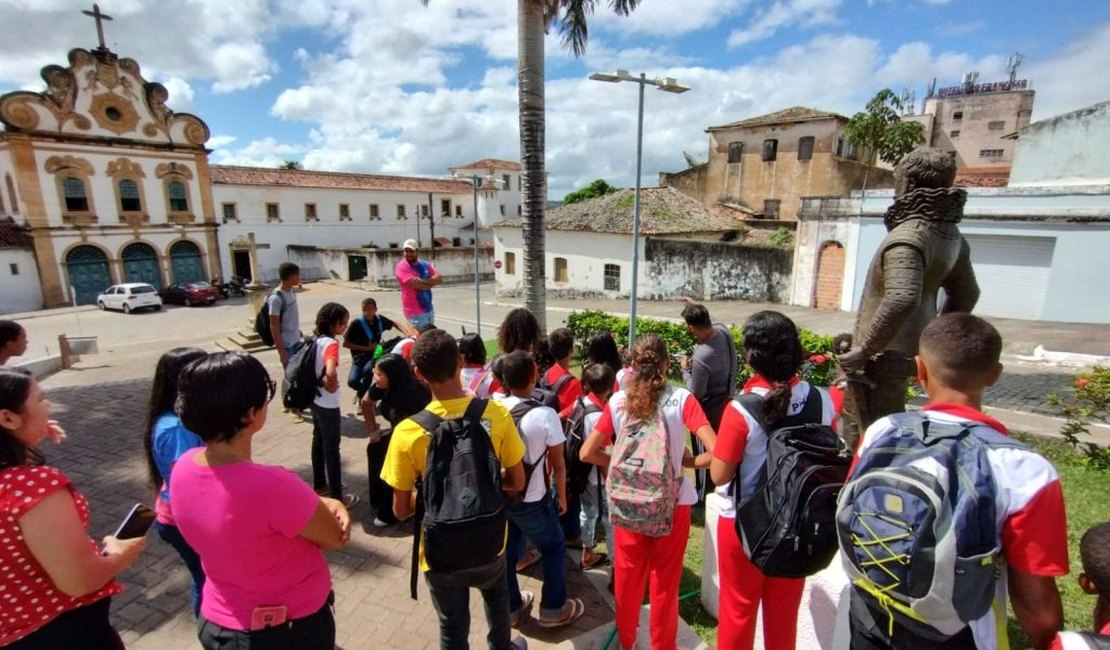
[160,281,221,306]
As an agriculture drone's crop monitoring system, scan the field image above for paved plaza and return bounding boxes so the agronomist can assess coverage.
[18,282,1110,648]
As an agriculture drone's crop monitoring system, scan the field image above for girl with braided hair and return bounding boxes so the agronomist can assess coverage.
[709,311,844,650]
[580,333,716,650]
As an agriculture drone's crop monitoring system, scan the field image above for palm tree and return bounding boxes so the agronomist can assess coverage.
[424,0,641,330]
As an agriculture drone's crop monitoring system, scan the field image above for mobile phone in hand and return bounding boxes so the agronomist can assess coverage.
[113,503,156,540]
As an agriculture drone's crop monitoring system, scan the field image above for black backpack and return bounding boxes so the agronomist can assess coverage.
[254,289,286,347]
[533,372,572,410]
[282,337,323,410]
[563,396,602,495]
[509,399,550,498]
[407,399,506,599]
[733,386,851,578]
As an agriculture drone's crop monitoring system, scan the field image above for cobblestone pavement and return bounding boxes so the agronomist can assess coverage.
[40,355,618,650]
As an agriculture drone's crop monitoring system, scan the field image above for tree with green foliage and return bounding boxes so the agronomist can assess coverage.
[563,179,620,204]
[279,160,303,170]
[422,1,643,330]
[845,88,926,197]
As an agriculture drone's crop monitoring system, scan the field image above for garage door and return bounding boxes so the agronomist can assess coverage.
[964,235,1055,320]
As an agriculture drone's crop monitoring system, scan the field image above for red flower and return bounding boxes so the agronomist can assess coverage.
[1075,377,1090,389]
[809,354,828,365]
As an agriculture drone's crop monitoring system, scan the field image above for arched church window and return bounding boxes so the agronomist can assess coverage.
[119,179,142,212]
[63,177,89,212]
[167,180,188,212]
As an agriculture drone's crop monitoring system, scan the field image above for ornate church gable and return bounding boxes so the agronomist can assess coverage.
[0,47,210,149]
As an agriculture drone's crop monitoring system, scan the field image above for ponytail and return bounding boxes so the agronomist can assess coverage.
[625,334,670,420]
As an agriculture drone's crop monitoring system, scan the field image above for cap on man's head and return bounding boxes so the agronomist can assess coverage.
[403,239,418,251]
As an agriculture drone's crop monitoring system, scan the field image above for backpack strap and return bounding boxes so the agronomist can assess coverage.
[467,366,491,394]
[272,288,287,316]
[357,316,375,343]
[510,399,550,494]
[551,372,574,394]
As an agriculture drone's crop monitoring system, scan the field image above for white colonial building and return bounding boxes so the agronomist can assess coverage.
[791,101,1110,323]
[0,34,513,309]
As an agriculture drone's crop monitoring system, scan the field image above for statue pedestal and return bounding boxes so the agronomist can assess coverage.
[217,284,271,352]
[700,492,852,650]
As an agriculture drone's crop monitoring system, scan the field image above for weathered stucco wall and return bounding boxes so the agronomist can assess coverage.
[645,238,792,302]
[1010,101,1110,186]
[287,245,492,285]
[658,164,707,201]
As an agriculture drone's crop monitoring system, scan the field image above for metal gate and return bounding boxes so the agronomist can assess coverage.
[169,240,205,283]
[348,255,368,281]
[66,246,111,305]
[121,242,163,289]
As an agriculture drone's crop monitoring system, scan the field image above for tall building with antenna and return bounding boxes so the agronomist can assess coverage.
[902,53,1035,186]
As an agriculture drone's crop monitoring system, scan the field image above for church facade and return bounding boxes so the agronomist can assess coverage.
[0,37,518,311]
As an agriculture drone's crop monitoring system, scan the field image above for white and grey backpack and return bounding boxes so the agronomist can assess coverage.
[836,412,1026,640]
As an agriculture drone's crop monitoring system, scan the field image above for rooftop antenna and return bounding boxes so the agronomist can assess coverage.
[1007,52,1024,86]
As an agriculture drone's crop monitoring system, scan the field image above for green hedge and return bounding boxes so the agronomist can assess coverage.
[565,309,839,389]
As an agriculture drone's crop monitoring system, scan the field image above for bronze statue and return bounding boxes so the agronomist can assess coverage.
[838,148,979,447]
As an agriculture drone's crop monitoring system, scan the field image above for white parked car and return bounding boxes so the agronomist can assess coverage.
[96,283,163,313]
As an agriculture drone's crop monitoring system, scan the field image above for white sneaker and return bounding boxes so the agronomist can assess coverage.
[371,517,391,528]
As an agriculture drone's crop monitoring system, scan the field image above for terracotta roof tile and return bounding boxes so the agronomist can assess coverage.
[0,218,32,249]
[209,166,472,194]
[707,106,846,131]
[449,159,522,171]
[492,186,745,235]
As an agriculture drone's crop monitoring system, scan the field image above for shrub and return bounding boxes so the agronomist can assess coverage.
[566,310,838,389]
[1049,366,1110,470]
[769,227,794,247]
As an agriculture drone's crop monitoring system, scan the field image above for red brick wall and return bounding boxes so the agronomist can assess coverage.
[814,241,844,309]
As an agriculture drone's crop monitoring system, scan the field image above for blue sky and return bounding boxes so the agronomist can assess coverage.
[2,0,1108,198]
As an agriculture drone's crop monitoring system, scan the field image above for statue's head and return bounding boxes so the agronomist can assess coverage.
[894,148,957,196]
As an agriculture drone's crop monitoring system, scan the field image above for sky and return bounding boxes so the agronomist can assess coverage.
[2,0,1108,200]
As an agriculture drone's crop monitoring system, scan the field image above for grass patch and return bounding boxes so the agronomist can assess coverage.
[678,433,1108,648]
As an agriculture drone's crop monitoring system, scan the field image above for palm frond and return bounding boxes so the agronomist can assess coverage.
[558,0,591,58]
[609,0,641,17]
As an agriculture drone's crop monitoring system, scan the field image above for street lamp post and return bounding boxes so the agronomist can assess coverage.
[457,174,502,336]
[589,70,689,345]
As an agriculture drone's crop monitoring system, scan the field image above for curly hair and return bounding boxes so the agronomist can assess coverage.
[742,311,804,426]
[895,147,957,192]
[314,302,350,337]
[1081,521,1110,598]
[625,334,670,420]
[497,308,540,355]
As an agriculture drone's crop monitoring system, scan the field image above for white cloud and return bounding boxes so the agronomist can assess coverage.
[589,0,752,36]
[727,0,842,49]
[210,136,303,168]
[160,77,196,113]
[207,134,238,149]
[1025,21,1110,121]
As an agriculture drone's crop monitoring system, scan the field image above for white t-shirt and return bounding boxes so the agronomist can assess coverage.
[312,335,341,409]
[579,397,606,486]
[461,365,494,398]
[713,380,838,519]
[595,386,708,507]
[500,395,565,503]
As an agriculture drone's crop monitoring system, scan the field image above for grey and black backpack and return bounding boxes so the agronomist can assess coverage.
[836,412,1026,640]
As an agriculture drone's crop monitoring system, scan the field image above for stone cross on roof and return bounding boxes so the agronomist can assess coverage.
[82,4,114,50]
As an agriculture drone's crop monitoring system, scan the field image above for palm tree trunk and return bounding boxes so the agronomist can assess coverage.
[518,0,547,331]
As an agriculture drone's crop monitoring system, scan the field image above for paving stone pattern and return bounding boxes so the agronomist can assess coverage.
[42,359,614,650]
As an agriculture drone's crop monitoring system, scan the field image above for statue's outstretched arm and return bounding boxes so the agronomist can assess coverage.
[939,237,980,314]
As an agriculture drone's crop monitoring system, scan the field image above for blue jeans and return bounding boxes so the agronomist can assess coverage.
[155,521,205,616]
[560,489,581,543]
[347,356,375,396]
[409,310,435,331]
[424,556,515,650]
[505,493,567,617]
[579,480,614,558]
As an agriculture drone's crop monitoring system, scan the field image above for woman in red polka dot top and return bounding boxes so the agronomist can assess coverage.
[0,368,146,648]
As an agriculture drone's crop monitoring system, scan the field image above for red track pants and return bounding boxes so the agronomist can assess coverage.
[612,505,691,650]
[716,516,806,650]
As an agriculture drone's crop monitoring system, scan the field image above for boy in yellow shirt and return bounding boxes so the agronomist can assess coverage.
[382,329,526,649]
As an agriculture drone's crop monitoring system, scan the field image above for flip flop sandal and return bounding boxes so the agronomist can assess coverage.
[515,548,542,573]
[537,598,584,628]
[510,591,534,628]
[582,552,609,570]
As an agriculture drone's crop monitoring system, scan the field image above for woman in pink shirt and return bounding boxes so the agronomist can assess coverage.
[170,352,351,649]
